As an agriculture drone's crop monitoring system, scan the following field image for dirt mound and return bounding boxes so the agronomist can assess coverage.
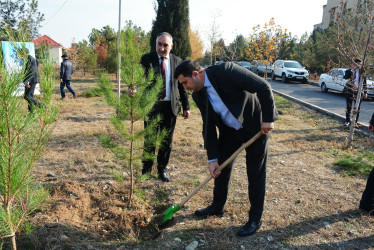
[23,180,160,248]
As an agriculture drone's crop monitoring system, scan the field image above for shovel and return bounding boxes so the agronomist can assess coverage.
[161,131,263,224]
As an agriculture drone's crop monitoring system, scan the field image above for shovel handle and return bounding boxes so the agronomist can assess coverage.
[179,131,262,207]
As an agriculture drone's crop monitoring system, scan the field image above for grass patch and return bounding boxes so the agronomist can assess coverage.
[134,187,149,202]
[334,151,374,175]
[138,172,158,182]
[111,169,124,182]
[153,187,170,205]
[82,87,104,97]
[274,95,293,110]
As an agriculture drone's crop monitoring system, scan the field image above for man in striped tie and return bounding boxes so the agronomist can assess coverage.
[139,32,190,182]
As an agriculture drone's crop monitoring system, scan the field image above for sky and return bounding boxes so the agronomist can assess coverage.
[38,0,327,49]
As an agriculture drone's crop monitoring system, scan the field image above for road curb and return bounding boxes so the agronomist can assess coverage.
[272,89,371,135]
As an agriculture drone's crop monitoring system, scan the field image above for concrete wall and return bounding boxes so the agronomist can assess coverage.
[314,0,359,30]
[50,46,62,65]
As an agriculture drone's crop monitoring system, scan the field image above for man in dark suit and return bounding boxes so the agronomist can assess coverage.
[140,32,190,182]
[343,58,367,128]
[174,60,277,237]
[23,49,42,112]
[359,113,374,215]
[60,52,76,100]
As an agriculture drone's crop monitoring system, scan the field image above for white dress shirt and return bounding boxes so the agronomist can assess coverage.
[352,69,359,89]
[204,73,243,130]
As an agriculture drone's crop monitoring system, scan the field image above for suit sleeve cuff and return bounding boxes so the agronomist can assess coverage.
[208,158,218,162]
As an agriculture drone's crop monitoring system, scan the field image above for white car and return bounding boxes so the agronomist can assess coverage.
[318,68,374,98]
[318,68,347,93]
[272,60,309,83]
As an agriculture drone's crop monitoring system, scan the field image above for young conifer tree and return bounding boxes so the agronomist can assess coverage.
[99,26,165,206]
[0,32,57,249]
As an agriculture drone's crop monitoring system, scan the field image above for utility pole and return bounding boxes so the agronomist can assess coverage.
[117,0,121,98]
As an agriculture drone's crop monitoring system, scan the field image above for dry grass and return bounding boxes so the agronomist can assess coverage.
[14,75,374,249]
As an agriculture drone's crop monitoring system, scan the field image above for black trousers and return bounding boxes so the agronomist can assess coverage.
[212,125,269,223]
[24,83,42,112]
[142,101,177,172]
[345,89,363,123]
[360,167,374,212]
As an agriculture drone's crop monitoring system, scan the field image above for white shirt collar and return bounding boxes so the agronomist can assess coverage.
[158,54,169,60]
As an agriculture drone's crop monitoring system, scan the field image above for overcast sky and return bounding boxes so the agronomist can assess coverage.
[38,0,327,49]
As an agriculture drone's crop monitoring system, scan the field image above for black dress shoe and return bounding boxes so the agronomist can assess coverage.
[236,220,262,237]
[158,172,170,182]
[194,205,224,217]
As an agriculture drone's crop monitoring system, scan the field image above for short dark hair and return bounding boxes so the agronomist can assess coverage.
[174,60,204,79]
[354,58,361,63]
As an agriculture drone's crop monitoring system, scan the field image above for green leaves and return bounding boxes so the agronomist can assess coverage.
[0,39,56,248]
[98,26,166,206]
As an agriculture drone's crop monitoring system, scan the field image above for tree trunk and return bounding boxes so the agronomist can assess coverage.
[346,19,373,148]
[11,235,17,250]
[128,105,135,207]
[346,75,364,148]
[6,206,17,250]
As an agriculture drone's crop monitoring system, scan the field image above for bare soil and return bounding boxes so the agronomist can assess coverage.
[14,75,374,249]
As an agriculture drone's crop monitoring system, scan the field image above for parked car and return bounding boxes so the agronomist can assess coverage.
[256,61,273,77]
[249,60,264,74]
[272,60,309,83]
[318,68,347,93]
[368,79,374,99]
[238,61,251,71]
[318,68,374,98]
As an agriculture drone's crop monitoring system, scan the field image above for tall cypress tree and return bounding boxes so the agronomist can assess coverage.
[150,0,191,58]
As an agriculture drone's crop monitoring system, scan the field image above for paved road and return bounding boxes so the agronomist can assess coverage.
[268,78,374,126]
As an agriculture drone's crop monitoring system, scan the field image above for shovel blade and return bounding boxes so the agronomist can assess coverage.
[162,204,181,223]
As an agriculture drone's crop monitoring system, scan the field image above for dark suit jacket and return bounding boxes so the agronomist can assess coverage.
[24,55,39,85]
[60,59,74,80]
[192,62,278,160]
[343,68,367,94]
[140,51,189,116]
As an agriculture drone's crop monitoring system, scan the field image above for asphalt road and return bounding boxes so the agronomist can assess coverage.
[268,78,374,126]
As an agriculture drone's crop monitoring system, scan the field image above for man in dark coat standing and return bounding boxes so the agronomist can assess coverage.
[60,53,76,100]
[23,49,42,112]
[139,32,190,182]
[343,58,367,127]
[174,60,277,237]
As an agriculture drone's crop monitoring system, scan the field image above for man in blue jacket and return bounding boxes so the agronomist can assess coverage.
[60,53,76,100]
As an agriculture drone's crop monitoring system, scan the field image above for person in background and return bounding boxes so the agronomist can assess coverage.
[359,112,374,215]
[369,113,374,132]
[60,52,76,100]
[343,59,367,128]
[23,48,43,112]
